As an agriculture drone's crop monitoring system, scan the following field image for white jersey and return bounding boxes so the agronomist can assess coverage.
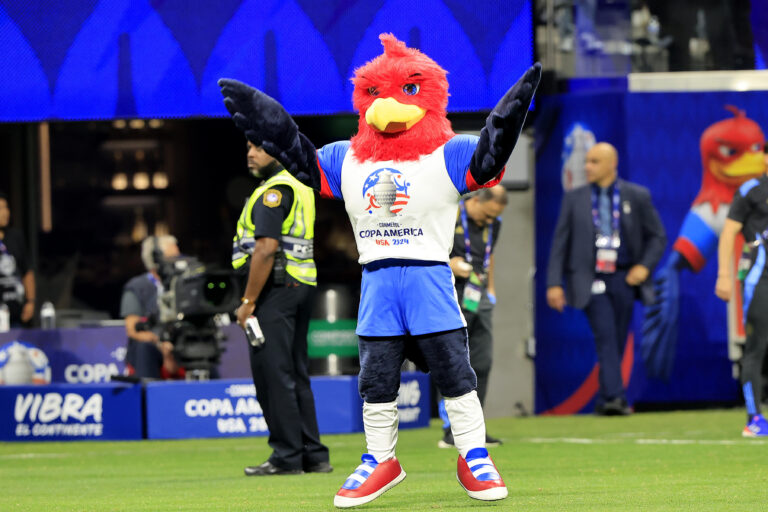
[316,134,485,265]
[340,145,461,264]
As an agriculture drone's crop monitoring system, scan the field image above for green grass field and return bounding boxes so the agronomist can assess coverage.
[2,410,767,511]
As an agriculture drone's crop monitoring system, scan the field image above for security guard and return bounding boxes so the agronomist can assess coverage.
[234,141,331,475]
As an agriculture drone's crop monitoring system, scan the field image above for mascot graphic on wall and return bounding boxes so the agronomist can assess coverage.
[642,106,766,379]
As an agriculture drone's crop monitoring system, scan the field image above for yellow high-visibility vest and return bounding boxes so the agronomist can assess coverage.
[232,170,316,286]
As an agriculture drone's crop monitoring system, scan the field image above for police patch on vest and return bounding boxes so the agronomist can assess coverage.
[263,189,282,208]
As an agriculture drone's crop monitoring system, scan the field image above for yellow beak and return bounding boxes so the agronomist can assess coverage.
[365,97,426,133]
[720,151,766,177]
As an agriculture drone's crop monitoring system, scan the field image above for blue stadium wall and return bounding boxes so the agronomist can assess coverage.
[0,0,533,121]
[534,86,768,413]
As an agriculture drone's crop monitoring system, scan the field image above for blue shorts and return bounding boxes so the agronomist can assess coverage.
[357,259,466,336]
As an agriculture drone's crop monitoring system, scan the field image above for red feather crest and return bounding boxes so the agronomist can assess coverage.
[349,33,454,163]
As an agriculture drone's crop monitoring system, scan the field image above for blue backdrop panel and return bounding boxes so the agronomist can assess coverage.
[0,325,253,384]
[312,376,364,435]
[395,372,430,429]
[0,382,142,441]
[147,379,277,440]
[146,372,429,440]
[534,89,763,413]
[0,0,533,120]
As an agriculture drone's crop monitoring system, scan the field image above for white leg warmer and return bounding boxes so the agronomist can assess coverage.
[444,390,486,457]
[363,400,399,462]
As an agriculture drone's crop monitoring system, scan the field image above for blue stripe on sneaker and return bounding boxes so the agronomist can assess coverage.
[342,478,361,490]
[476,469,500,481]
[341,454,379,490]
[465,447,500,481]
[465,447,488,461]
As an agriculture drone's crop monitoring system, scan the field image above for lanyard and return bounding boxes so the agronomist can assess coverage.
[459,200,493,270]
[591,182,621,243]
[0,240,7,255]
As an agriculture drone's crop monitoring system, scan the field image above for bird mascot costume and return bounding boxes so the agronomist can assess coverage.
[643,106,765,379]
[220,33,540,508]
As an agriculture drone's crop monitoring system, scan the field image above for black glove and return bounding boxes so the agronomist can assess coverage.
[218,78,319,187]
[469,62,542,185]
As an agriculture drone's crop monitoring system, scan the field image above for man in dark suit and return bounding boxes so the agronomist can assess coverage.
[546,142,667,415]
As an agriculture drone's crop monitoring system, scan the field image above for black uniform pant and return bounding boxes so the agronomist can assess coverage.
[583,271,634,405]
[249,283,329,470]
[741,263,768,421]
[464,306,494,407]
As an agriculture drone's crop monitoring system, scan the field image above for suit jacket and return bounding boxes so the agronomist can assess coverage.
[546,179,667,309]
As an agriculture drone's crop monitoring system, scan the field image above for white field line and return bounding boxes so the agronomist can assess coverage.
[0,448,139,460]
[0,452,72,460]
[523,437,767,446]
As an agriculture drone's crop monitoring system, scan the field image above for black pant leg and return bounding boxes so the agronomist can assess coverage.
[290,285,329,467]
[731,0,755,69]
[610,273,635,378]
[584,284,624,403]
[741,273,768,418]
[249,286,304,470]
[646,0,697,71]
[467,307,494,407]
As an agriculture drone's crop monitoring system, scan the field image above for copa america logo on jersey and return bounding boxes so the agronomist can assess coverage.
[0,340,51,385]
[362,168,411,216]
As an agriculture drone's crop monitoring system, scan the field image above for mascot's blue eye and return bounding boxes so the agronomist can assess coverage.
[368,87,379,96]
[751,143,762,152]
[718,145,736,158]
[402,83,420,95]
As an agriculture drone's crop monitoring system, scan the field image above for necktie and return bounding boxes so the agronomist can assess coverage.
[599,187,611,236]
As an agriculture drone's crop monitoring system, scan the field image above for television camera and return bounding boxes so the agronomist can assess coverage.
[153,255,240,379]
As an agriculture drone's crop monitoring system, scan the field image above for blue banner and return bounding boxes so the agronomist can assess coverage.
[0,0,533,120]
[396,372,430,429]
[0,325,253,383]
[145,372,429,440]
[0,382,142,441]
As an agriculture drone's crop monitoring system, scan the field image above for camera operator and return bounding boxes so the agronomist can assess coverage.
[119,235,183,379]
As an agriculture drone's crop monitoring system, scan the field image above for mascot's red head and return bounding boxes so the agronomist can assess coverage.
[349,34,455,162]
[694,105,765,211]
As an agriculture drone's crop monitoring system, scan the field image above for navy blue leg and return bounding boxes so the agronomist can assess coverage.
[585,289,624,402]
[358,336,406,403]
[415,328,477,398]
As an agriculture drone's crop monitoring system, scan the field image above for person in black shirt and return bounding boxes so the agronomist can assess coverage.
[716,147,768,437]
[0,192,35,326]
[438,185,507,448]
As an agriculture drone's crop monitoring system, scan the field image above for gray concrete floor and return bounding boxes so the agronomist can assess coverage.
[484,188,536,418]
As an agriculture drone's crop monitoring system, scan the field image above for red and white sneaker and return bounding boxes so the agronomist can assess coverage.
[334,454,406,508]
[456,447,508,501]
